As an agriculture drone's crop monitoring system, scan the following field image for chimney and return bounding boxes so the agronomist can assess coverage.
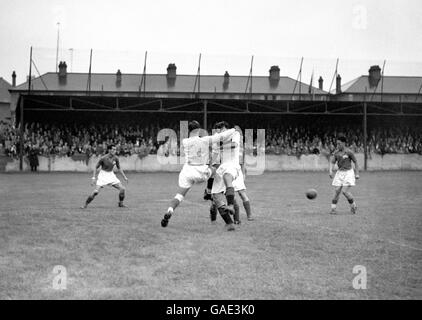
[166,63,177,87]
[223,71,229,90]
[167,63,177,79]
[336,74,342,94]
[269,65,280,87]
[318,76,323,90]
[368,65,381,88]
[12,71,16,87]
[58,61,67,85]
[58,61,67,76]
[116,69,122,87]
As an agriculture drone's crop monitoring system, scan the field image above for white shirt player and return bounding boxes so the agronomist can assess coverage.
[212,130,242,194]
[178,128,236,189]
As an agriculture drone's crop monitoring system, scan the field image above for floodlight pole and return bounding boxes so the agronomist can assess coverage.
[363,87,368,171]
[20,46,32,171]
[203,100,208,131]
[55,22,60,72]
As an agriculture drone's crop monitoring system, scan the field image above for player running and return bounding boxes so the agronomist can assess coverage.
[329,134,360,214]
[161,120,237,229]
[81,144,128,209]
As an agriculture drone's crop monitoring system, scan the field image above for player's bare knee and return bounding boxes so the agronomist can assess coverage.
[223,173,233,186]
[239,192,249,202]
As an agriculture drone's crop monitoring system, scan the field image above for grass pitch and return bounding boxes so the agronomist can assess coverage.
[0,171,421,299]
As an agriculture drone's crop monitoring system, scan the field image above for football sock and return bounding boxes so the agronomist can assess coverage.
[169,194,184,212]
[206,178,214,191]
[234,200,240,222]
[218,207,233,225]
[119,190,125,202]
[85,191,98,205]
[85,195,95,205]
[225,187,235,205]
[167,198,180,213]
[243,200,252,218]
[348,198,355,206]
[210,203,217,221]
[169,198,179,211]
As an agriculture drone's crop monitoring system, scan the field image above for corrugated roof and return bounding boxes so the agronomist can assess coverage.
[11,72,326,95]
[340,76,422,94]
[0,78,11,103]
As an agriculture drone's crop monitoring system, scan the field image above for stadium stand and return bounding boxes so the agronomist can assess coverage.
[1,120,421,159]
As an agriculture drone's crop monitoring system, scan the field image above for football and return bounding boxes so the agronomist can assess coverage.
[306,188,317,200]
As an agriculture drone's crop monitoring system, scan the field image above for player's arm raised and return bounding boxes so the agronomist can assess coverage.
[208,128,236,144]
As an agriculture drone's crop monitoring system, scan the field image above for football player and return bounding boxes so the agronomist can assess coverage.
[161,120,236,229]
[329,134,360,214]
[81,144,128,209]
[213,121,241,214]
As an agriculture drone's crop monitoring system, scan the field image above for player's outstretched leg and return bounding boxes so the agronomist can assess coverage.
[162,190,187,227]
[81,189,99,209]
[218,206,235,231]
[238,190,253,221]
[342,186,357,214]
[212,192,235,231]
[223,173,235,214]
[330,187,342,214]
[113,184,127,208]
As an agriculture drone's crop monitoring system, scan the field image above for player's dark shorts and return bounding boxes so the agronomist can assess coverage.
[212,192,227,209]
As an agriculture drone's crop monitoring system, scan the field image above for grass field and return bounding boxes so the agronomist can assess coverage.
[0,171,421,300]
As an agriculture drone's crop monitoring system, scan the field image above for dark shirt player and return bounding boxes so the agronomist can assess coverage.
[329,134,359,215]
[81,145,128,209]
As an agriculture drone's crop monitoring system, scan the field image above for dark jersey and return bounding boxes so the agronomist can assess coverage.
[96,154,120,172]
[331,148,356,171]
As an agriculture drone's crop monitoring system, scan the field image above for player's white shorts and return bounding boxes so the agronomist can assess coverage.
[96,170,121,187]
[216,162,240,180]
[332,169,356,187]
[178,164,212,189]
[233,170,246,192]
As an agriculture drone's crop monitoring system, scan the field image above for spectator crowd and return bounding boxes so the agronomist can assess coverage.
[1,120,421,159]
[265,125,422,156]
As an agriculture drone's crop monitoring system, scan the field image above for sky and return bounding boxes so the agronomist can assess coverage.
[1,0,421,88]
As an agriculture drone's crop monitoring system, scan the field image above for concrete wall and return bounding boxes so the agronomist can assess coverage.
[3,153,422,172]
